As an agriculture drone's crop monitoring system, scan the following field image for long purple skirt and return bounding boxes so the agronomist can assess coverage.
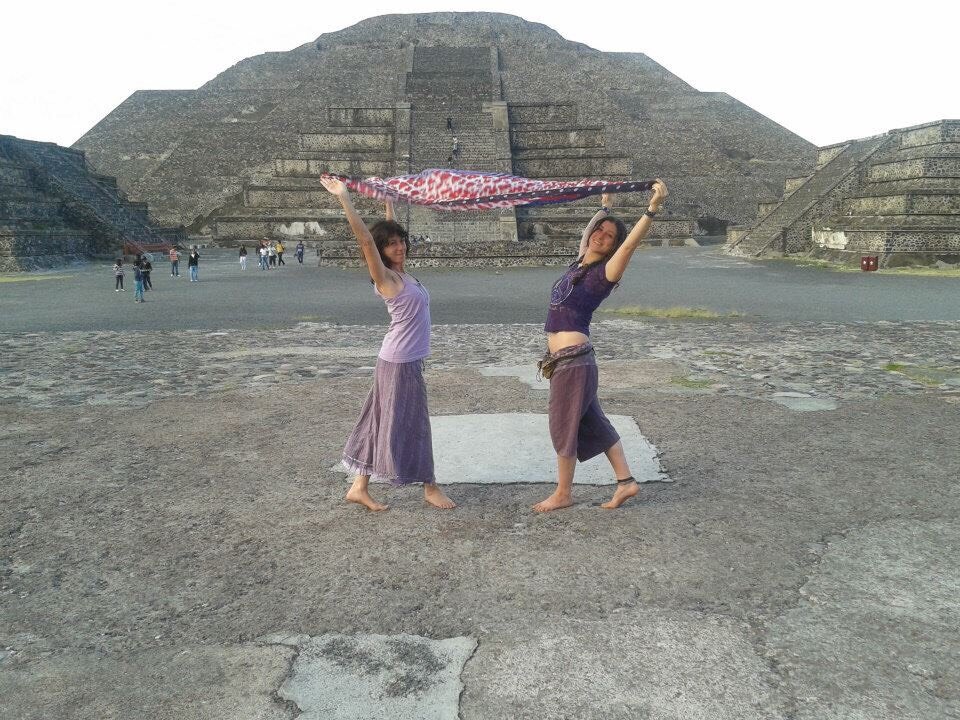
[547,344,621,461]
[341,357,436,485]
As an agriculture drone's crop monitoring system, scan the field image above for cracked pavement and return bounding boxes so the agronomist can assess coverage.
[1,258,958,718]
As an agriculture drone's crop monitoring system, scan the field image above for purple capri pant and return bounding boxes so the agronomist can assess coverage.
[342,357,436,485]
[547,344,621,461]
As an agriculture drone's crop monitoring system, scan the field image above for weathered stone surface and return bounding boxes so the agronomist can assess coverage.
[73,12,814,258]
[729,120,960,259]
[279,634,476,720]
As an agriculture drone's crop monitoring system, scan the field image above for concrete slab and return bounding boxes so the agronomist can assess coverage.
[431,413,667,485]
[0,645,294,720]
[461,613,781,719]
[279,633,476,720]
[765,519,960,720]
[770,393,839,411]
[479,364,549,390]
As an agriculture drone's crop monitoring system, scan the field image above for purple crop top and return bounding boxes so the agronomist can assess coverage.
[544,260,616,335]
[376,274,431,362]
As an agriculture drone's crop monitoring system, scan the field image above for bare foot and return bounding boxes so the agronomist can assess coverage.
[533,491,574,513]
[601,480,639,509]
[345,486,389,511]
[424,483,456,509]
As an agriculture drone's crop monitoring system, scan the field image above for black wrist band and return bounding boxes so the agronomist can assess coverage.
[644,209,657,218]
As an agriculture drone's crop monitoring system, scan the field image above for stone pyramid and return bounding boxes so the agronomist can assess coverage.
[74,12,815,265]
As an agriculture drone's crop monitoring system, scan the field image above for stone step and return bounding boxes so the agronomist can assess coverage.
[813,227,960,255]
[511,128,605,151]
[874,142,960,162]
[274,158,398,177]
[299,131,395,154]
[867,157,960,182]
[508,105,578,125]
[898,120,960,149]
[820,214,960,231]
[856,177,960,193]
[844,190,960,215]
[0,198,65,221]
[512,155,633,178]
[324,107,397,128]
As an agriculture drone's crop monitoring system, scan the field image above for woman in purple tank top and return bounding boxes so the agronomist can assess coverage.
[534,180,669,513]
[321,177,456,512]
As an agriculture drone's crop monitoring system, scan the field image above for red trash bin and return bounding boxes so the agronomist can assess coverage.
[861,256,871,271]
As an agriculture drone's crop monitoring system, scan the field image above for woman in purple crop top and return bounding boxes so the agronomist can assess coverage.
[534,180,669,513]
[321,177,456,512]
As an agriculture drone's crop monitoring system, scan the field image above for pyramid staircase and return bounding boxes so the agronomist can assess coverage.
[0,135,182,271]
[727,120,960,259]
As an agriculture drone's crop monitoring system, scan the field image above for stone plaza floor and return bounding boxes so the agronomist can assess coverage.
[1,250,959,718]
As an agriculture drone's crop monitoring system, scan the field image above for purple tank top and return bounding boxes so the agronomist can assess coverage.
[544,261,615,335]
[376,274,431,362]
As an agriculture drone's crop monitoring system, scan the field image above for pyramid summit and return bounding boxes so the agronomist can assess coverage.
[74,12,815,262]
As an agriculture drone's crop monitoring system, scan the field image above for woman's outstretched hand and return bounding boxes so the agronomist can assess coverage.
[320,176,349,198]
[601,192,613,209]
[650,179,668,210]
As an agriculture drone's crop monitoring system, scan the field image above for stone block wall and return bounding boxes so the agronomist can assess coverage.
[0,135,174,270]
[73,12,819,261]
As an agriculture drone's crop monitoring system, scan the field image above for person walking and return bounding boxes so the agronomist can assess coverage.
[188,248,200,281]
[141,256,153,291]
[534,182,668,513]
[320,176,455,512]
[169,246,180,277]
[239,244,248,270]
[268,242,277,267]
[295,240,305,264]
[259,243,269,270]
[275,240,285,266]
[113,259,125,291]
[133,262,145,302]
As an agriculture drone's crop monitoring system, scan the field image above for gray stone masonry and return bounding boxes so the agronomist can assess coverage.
[0,136,177,271]
[73,12,815,253]
[728,120,960,259]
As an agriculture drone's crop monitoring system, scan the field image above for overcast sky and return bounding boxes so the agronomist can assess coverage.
[3,0,957,148]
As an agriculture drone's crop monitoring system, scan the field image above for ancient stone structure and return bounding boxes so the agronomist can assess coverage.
[74,12,815,265]
[727,120,960,261]
[0,135,182,271]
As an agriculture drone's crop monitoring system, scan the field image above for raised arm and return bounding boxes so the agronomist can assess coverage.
[579,193,614,258]
[320,177,400,292]
[605,180,668,283]
[384,199,395,222]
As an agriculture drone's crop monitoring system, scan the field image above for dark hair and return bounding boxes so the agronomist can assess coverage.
[595,216,628,256]
[370,220,410,269]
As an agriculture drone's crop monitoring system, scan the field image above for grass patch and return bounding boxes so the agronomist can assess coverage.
[670,376,715,389]
[0,274,69,283]
[876,266,960,277]
[602,306,740,320]
[884,362,954,386]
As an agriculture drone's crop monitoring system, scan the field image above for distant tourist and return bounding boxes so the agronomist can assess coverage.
[275,240,285,266]
[188,248,200,281]
[133,262,145,302]
[268,242,277,267]
[141,256,153,291]
[295,240,305,264]
[320,176,456,512]
[169,246,180,277]
[113,259,125,292]
[259,244,269,270]
[239,244,248,270]
[424,234,431,243]
[534,182,668,513]
[446,116,453,131]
